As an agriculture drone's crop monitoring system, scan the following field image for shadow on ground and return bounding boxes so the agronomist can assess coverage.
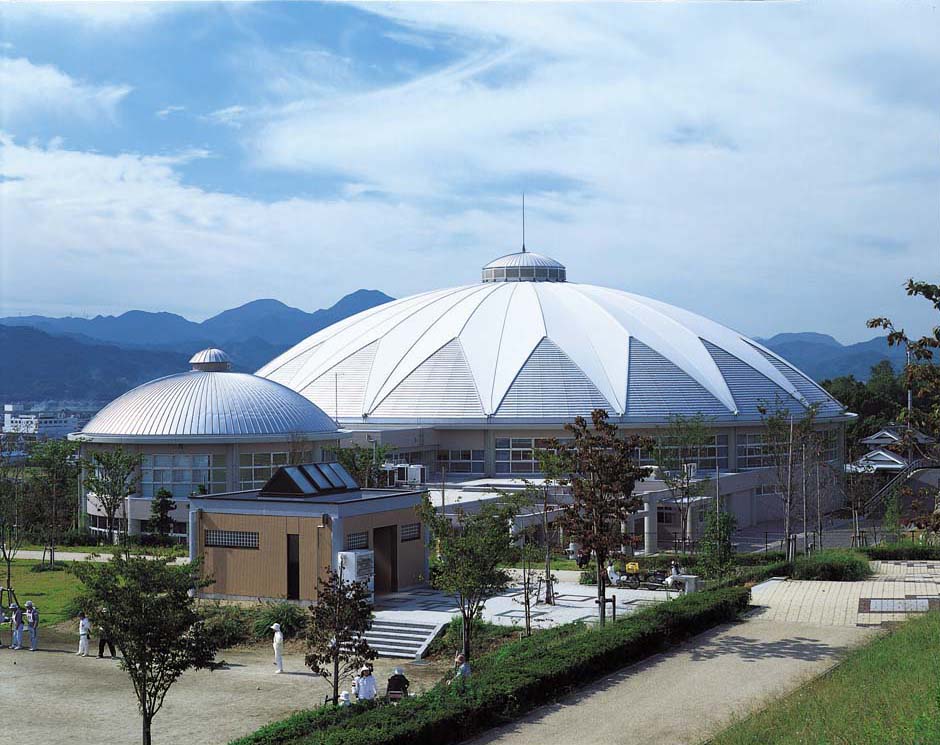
[689,633,840,662]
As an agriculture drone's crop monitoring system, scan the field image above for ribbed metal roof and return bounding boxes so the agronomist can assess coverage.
[257,278,848,426]
[483,250,565,269]
[189,348,232,370]
[75,370,341,443]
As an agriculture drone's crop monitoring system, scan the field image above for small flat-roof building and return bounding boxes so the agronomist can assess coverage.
[189,461,427,603]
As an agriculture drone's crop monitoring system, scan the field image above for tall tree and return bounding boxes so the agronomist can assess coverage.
[72,556,218,745]
[699,510,737,579]
[81,447,142,545]
[29,439,80,567]
[304,569,376,705]
[335,443,391,489]
[419,496,515,661]
[650,414,714,551]
[560,409,650,627]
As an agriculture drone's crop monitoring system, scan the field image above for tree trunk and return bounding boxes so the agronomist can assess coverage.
[462,613,472,662]
[332,655,339,705]
[142,714,152,745]
[542,504,554,605]
[596,560,606,627]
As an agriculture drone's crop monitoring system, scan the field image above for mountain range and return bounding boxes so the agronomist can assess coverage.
[0,294,905,405]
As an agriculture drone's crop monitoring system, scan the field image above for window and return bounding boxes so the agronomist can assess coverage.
[657,506,672,524]
[495,437,571,474]
[205,529,259,549]
[140,452,227,498]
[401,523,421,542]
[237,451,300,490]
[438,449,484,474]
[345,531,369,550]
[736,434,782,470]
[637,434,729,472]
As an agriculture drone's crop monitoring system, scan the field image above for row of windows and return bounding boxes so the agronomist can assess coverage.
[482,266,567,282]
[637,435,730,472]
[344,524,422,550]
[438,449,485,474]
[494,437,570,474]
[205,530,259,549]
[238,450,314,490]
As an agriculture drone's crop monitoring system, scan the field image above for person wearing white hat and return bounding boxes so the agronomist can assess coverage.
[24,601,39,651]
[10,603,23,650]
[270,623,284,673]
[338,691,351,707]
[352,665,377,700]
[77,612,91,656]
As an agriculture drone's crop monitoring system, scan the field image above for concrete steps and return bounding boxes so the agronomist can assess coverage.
[363,619,444,659]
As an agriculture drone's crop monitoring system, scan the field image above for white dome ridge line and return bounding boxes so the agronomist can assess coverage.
[488,283,548,415]
[579,285,738,414]
[363,284,495,414]
[362,284,490,414]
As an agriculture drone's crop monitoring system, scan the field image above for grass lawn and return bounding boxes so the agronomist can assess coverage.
[21,543,186,557]
[707,611,940,745]
[3,559,83,625]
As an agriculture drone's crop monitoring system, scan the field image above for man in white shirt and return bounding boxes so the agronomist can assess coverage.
[352,666,377,700]
[77,612,91,657]
[270,623,284,674]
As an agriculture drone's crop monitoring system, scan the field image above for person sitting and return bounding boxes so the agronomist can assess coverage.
[352,665,378,700]
[663,560,685,591]
[386,667,410,699]
[338,691,351,707]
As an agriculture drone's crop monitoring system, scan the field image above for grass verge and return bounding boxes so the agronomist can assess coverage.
[2,559,84,624]
[707,611,940,745]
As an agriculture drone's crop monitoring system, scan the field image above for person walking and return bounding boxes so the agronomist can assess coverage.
[97,624,116,659]
[77,612,91,657]
[10,603,23,650]
[352,666,377,700]
[24,601,39,651]
[270,622,283,674]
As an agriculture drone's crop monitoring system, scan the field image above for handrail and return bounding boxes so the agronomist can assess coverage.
[865,458,940,512]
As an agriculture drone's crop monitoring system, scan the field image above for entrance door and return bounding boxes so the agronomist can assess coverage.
[372,525,398,594]
[286,534,300,600]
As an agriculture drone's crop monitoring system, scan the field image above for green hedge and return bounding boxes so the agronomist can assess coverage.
[791,550,872,581]
[862,544,940,561]
[231,586,750,745]
[709,561,792,590]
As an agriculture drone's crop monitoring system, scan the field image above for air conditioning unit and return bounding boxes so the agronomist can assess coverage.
[337,550,374,602]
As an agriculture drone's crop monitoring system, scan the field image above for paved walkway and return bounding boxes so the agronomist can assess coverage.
[751,560,940,627]
[15,549,188,565]
[466,617,874,745]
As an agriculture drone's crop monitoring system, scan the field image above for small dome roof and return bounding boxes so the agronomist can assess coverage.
[189,348,232,371]
[482,251,566,283]
[74,365,341,443]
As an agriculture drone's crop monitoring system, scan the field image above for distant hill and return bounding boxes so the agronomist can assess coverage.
[0,290,394,350]
[0,326,191,403]
[0,290,394,404]
[756,333,906,381]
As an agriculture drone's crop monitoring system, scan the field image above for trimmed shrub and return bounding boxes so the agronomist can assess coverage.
[29,560,72,573]
[58,528,107,547]
[710,560,792,590]
[792,550,871,581]
[251,601,307,640]
[230,586,750,745]
[863,544,940,561]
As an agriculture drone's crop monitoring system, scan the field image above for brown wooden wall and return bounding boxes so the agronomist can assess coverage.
[342,506,426,588]
[197,512,331,602]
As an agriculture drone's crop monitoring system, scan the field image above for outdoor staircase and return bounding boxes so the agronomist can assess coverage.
[363,619,445,659]
[865,458,940,514]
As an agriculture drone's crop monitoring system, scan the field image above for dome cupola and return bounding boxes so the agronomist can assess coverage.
[481,249,567,283]
[189,348,232,372]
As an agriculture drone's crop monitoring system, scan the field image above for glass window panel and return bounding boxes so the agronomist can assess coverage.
[506,267,520,279]
[173,455,189,467]
[520,267,535,279]
[212,453,227,466]
[471,450,484,460]
[495,438,510,448]
[471,461,484,473]
[193,455,210,467]
[511,462,533,473]
[511,438,532,448]
[535,267,548,279]
[142,470,153,483]
[239,453,252,467]
[155,455,172,467]
[317,462,345,488]
[496,462,511,474]
[174,469,191,483]
[153,469,168,483]
[458,450,471,461]
[253,453,272,466]
[141,455,153,468]
[302,464,332,490]
[450,462,471,473]
[141,483,153,497]
[192,469,209,484]
[272,452,288,466]
[253,467,271,480]
[495,450,510,461]
[494,268,505,279]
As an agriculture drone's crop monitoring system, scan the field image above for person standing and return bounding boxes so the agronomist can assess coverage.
[270,622,283,674]
[24,601,39,651]
[77,612,91,657]
[352,666,377,700]
[97,623,116,659]
[10,603,23,650]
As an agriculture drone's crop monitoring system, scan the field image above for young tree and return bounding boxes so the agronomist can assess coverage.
[81,447,142,545]
[304,569,376,706]
[560,409,650,627]
[699,511,737,579]
[883,488,903,544]
[534,446,569,605]
[0,457,27,600]
[72,556,218,745]
[419,496,515,661]
[29,439,80,567]
[650,414,714,551]
[148,488,177,537]
[757,398,818,561]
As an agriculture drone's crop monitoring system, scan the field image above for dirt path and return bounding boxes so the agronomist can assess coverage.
[465,617,875,745]
[0,631,448,745]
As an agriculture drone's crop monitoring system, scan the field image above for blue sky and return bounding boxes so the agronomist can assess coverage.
[1,1,938,343]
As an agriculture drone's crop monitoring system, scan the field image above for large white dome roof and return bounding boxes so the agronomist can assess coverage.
[257,259,845,426]
[76,349,341,443]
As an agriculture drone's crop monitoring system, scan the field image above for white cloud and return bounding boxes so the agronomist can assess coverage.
[0,57,132,126]
[205,105,247,128]
[155,105,185,119]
